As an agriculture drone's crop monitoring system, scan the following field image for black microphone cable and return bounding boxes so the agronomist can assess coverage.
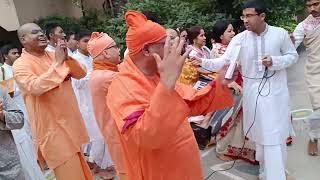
[204,67,276,180]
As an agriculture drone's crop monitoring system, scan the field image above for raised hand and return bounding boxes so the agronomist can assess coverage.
[228,81,242,95]
[152,37,191,90]
[55,38,68,64]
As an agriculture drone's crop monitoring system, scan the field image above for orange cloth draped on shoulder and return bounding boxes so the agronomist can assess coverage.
[12,49,92,179]
[88,32,127,177]
[93,61,119,72]
[106,10,234,180]
[107,56,234,179]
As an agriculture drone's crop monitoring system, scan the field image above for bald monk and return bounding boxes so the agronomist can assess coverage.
[13,23,93,180]
[88,32,127,179]
[106,10,235,179]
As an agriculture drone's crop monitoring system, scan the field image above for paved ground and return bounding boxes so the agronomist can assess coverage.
[201,47,320,180]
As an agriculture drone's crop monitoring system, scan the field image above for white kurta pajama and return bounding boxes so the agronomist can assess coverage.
[293,15,320,141]
[201,25,298,180]
[71,51,113,169]
[1,63,45,180]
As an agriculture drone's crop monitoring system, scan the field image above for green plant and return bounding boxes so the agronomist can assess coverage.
[35,0,304,55]
[96,0,229,55]
[35,15,82,35]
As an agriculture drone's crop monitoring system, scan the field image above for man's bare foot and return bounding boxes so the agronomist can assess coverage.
[94,166,116,180]
[308,140,318,156]
[286,175,296,180]
[207,137,216,147]
[87,161,96,170]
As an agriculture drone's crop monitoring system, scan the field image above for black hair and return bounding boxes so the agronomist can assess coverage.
[242,0,267,14]
[74,29,91,41]
[66,31,76,41]
[211,21,231,43]
[0,44,18,56]
[45,23,62,40]
[187,26,203,45]
[142,11,163,25]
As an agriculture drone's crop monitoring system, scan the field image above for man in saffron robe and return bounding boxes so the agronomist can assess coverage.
[72,30,114,175]
[88,32,127,180]
[106,10,235,180]
[13,23,93,180]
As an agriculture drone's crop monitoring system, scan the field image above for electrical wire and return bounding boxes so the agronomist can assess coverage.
[204,67,276,180]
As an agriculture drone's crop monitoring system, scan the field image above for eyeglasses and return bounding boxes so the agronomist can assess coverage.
[240,14,259,20]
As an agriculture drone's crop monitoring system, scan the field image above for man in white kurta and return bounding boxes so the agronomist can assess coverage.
[71,31,114,174]
[0,44,45,180]
[45,24,74,56]
[293,0,320,156]
[199,1,298,179]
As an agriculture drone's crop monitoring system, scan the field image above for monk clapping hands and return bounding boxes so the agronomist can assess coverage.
[152,37,191,90]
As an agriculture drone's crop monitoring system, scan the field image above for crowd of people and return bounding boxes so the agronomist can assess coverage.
[0,0,320,180]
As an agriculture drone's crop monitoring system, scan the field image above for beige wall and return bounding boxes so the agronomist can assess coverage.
[13,0,83,25]
[82,0,104,11]
[0,0,20,31]
[1,0,83,53]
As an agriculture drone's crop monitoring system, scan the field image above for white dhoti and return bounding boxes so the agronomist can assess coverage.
[72,51,114,169]
[89,140,114,169]
[304,26,320,140]
[308,110,320,141]
[13,132,45,180]
[256,142,287,180]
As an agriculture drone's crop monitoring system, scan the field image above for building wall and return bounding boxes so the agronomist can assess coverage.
[82,0,105,11]
[1,0,83,62]
[13,0,83,24]
[0,0,20,31]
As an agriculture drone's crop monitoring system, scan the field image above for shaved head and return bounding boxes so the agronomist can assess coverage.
[17,23,40,40]
[17,23,48,54]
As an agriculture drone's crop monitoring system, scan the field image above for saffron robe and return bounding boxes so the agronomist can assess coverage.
[107,56,234,179]
[89,68,127,174]
[13,49,89,169]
